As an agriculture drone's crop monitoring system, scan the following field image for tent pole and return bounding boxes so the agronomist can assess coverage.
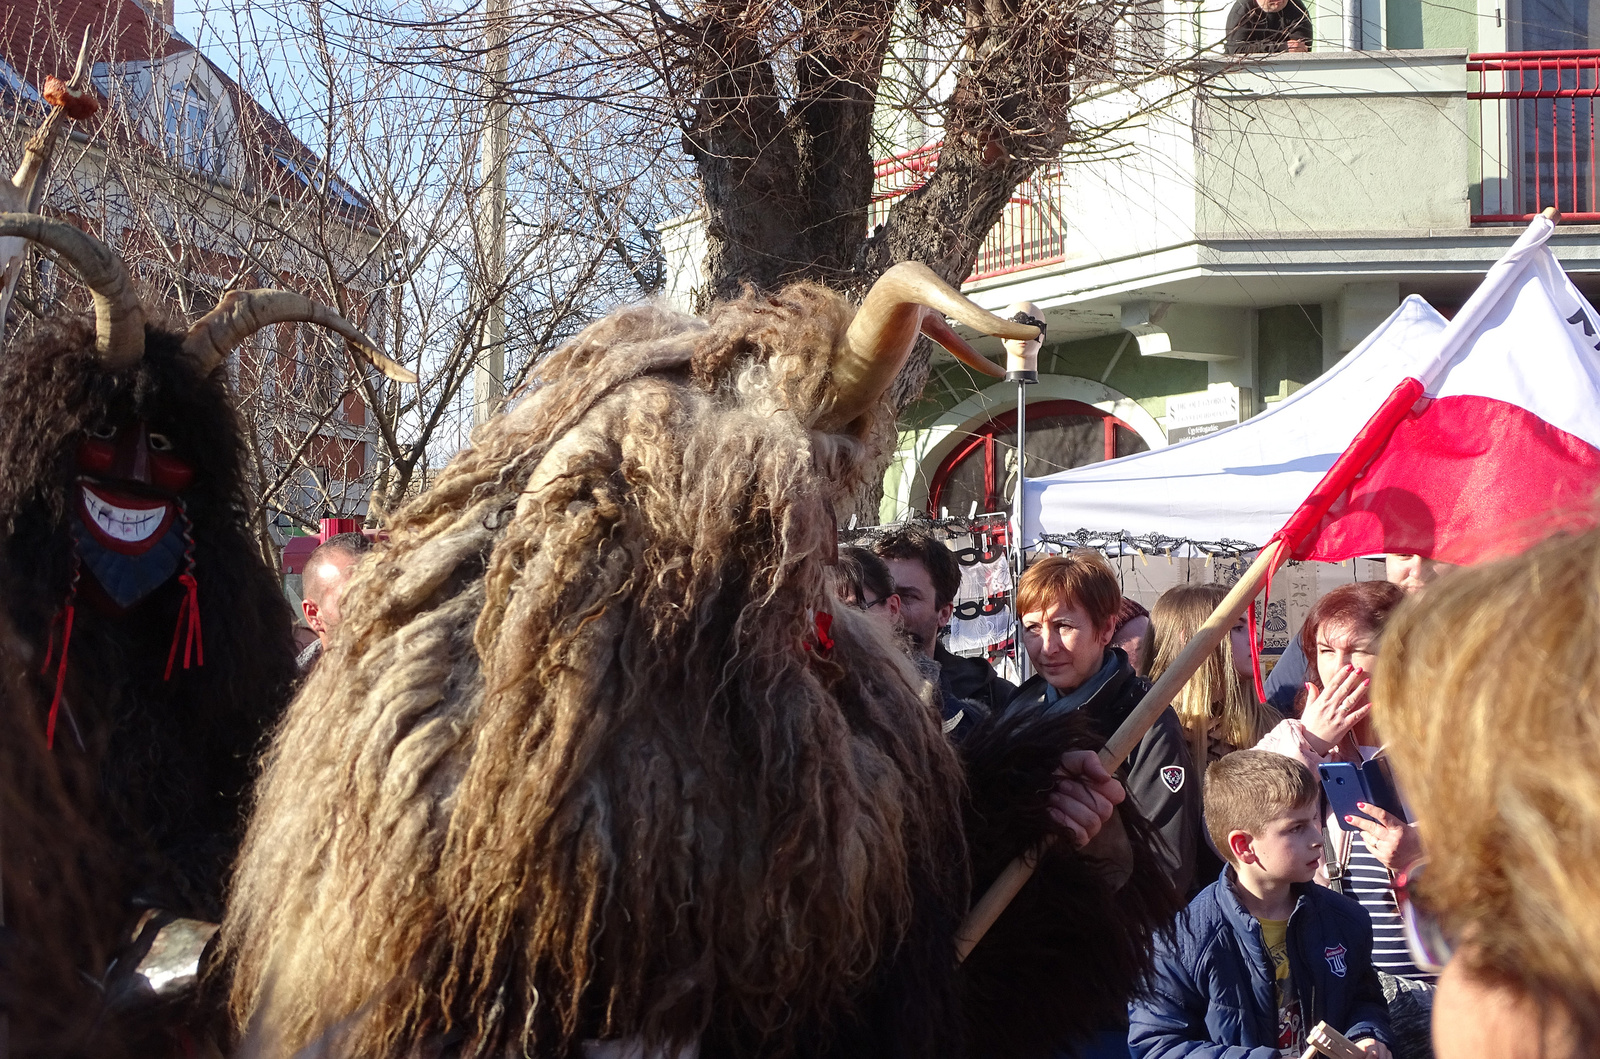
[956,537,1290,961]
[1013,376,1029,678]
[1003,302,1043,683]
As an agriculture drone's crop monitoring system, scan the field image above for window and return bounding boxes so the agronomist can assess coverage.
[275,152,366,210]
[165,83,219,173]
[0,58,43,105]
[294,324,345,410]
[928,400,1150,517]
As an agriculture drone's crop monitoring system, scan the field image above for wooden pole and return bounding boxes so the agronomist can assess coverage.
[954,537,1289,961]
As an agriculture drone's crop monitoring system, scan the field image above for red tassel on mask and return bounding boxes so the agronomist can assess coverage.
[164,572,203,679]
[41,553,82,750]
[41,603,75,750]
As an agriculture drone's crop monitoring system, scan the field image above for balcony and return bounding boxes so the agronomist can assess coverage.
[1471,50,1600,223]
[870,50,1506,320]
[871,144,1069,281]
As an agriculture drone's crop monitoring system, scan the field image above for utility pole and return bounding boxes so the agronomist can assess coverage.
[473,0,510,427]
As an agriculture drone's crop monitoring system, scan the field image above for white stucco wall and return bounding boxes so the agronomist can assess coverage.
[1196,53,1472,234]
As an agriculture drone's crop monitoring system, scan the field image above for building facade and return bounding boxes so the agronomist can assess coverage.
[661,0,1600,524]
[0,0,389,544]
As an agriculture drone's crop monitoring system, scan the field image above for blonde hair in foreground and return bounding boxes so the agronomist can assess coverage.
[1373,523,1600,1043]
[1148,584,1279,761]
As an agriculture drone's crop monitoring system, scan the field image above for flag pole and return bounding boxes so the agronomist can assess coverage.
[1004,303,1044,682]
[956,536,1289,961]
[958,206,1568,961]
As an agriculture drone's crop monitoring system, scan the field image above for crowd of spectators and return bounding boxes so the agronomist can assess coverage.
[838,520,1600,1059]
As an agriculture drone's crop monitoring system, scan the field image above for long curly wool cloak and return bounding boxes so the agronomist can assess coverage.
[224,282,1175,1059]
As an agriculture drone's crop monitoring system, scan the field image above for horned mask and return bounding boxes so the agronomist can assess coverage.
[0,211,415,739]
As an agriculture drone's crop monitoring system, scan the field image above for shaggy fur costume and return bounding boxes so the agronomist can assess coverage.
[224,286,1174,1059]
[0,617,111,1056]
[0,314,299,1050]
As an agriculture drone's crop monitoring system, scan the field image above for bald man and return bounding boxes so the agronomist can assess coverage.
[297,531,373,671]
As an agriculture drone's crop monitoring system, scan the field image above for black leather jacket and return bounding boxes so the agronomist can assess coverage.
[1003,647,1199,895]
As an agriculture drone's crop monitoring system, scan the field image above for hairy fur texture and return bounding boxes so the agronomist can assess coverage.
[0,617,112,1056]
[0,314,299,1052]
[225,288,973,1059]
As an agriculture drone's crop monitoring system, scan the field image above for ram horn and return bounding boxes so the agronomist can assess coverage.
[0,212,145,367]
[819,261,1037,431]
[183,290,418,383]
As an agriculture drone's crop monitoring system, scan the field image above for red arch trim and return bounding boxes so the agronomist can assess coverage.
[927,399,1142,516]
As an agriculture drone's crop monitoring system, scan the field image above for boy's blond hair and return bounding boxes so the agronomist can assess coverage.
[1203,750,1318,864]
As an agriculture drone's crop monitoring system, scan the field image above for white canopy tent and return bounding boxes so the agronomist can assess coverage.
[1023,296,1449,548]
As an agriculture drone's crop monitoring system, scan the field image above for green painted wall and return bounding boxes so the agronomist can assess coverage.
[1310,0,1477,49]
[1259,305,1324,399]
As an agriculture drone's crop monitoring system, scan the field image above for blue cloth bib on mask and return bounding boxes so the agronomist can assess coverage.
[69,517,186,609]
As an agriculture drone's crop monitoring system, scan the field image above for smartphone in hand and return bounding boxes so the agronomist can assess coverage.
[1319,760,1405,831]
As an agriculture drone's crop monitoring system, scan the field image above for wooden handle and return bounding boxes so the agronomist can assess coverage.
[1307,1020,1369,1059]
[953,539,1290,962]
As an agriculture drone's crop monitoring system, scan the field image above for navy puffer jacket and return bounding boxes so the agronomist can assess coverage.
[1128,870,1392,1058]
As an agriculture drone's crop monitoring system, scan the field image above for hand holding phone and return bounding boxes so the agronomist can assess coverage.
[1319,763,1375,831]
[1319,758,1406,832]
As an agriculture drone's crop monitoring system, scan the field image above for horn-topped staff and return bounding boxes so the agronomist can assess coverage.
[0,30,97,342]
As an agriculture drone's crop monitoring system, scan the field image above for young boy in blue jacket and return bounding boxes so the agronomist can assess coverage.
[1128,750,1393,1059]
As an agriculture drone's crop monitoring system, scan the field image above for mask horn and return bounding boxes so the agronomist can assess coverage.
[820,261,1037,431]
[0,212,145,367]
[183,290,418,383]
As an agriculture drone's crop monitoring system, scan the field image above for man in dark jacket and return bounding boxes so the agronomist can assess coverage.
[871,526,1017,716]
[1129,750,1392,1059]
[1005,550,1199,895]
[1224,0,1311,53]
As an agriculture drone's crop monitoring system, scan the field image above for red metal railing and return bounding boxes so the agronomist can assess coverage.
[870,142,1069,281]
[1470,50,1600,223]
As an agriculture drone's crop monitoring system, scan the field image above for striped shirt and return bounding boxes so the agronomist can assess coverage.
[1338,840,1433,981]
[1328,746,1436,982]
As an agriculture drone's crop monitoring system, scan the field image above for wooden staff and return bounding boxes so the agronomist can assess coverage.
[954,537,1289,961]
[1300,1020,1370,1059]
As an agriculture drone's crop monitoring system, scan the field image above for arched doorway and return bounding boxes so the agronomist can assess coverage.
[928,399,1150,516]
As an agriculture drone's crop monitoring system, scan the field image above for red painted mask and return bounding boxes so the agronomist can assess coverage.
[74,421,195,556]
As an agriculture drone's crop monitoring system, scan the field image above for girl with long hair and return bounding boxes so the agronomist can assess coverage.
[1148,583,1281,772]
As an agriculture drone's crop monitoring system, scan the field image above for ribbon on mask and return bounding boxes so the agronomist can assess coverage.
[164,571,203,679]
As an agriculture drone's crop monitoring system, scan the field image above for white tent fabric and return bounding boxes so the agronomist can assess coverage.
[1023,296,1449,548]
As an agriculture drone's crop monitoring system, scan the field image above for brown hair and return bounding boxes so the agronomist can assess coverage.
[1374,524,1600,1046]
[1017,550,1120,631]
[1149,584,1280,758]
[871,525,961,610]
[835,544,897,607]
[1202,749,1318,865]
[1300,580,1406,691]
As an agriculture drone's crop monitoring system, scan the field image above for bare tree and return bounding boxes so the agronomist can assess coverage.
[345,0,1223,415]
[2,0,672,561]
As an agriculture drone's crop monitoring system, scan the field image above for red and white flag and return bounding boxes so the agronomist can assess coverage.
[1274,214,1600,565]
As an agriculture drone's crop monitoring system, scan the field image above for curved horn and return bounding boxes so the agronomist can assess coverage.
[183,290,418,384]
[820,261,1038,431]
[0,212,144,366]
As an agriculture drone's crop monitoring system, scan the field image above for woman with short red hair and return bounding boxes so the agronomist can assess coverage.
[1008,549,1200,895]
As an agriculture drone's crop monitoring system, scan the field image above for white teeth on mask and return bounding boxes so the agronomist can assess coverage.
[81,486,165,544]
